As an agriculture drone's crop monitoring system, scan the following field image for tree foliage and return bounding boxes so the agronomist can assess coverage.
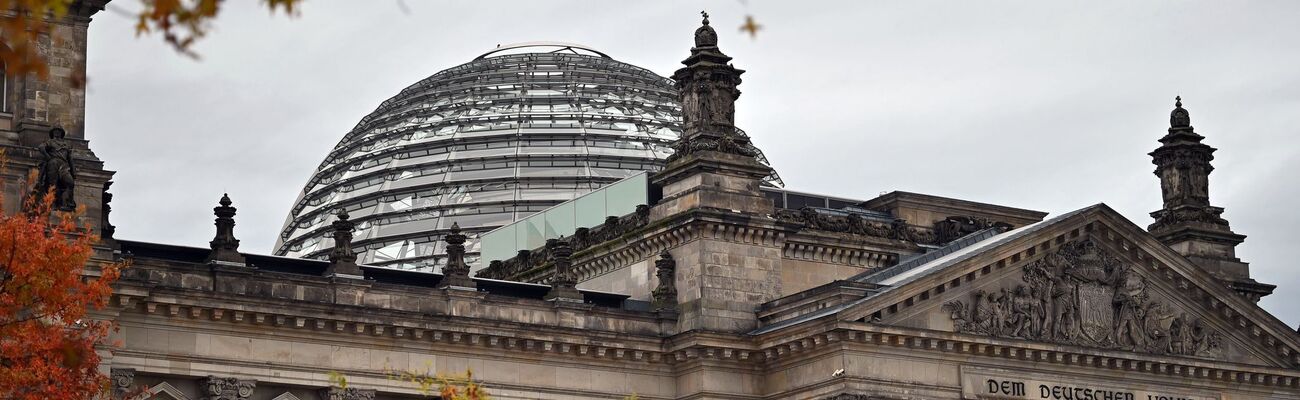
[0,173,124,400]
[133,0,301,58]
[386,367,490,399]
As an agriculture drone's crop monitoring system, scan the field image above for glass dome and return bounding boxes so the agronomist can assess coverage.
[274,43,780,271]
[273,44,685,271]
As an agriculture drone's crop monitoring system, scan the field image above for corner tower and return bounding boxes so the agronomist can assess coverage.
[652,12,773,215]
[650,12,780,332]
[1148,97,1273,301]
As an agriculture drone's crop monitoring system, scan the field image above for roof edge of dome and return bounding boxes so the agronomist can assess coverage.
[476,41,611,60]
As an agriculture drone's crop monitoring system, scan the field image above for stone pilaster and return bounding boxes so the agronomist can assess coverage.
[1148,97,1273,301]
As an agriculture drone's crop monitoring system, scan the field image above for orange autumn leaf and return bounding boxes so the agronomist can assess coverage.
[134,0,302,59]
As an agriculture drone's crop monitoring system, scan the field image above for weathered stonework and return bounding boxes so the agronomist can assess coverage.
[23,8,1298,400]
[1147,97,1273,301]
[319,387,376,400]
[944,239,1223,357]
[199,375,256,400]
[110,368,134,399]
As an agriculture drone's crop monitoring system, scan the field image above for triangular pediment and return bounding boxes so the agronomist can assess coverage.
[833,204,1300,369]
[131,382,190,400]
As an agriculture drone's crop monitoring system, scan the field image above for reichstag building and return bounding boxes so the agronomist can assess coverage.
[5,3,1298,400]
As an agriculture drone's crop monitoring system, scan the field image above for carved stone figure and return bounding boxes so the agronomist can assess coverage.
[944,239,1223,357]
[36,126,77,211]
[934,216,1012,243]
[708,82,736,126]
[1009,285,1035,337]
[101,181,116,240]
[651,252,678,312]
[772,208,942,245]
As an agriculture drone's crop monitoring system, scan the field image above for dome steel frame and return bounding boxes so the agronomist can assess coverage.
[274,48,780,271]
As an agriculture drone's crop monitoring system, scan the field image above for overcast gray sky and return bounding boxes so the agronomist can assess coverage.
[85,1,1300,326]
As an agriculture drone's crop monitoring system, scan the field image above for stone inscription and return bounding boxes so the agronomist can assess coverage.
[963,373,1215,400]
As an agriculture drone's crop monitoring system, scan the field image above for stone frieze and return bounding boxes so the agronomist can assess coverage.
[943,240,1222,357]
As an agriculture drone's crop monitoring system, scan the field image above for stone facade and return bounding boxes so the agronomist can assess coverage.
[6,8,1299,400]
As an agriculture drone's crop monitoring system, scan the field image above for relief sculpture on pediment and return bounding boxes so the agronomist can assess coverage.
[943,240,1222,357]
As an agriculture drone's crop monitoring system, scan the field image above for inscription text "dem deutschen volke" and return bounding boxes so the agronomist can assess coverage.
[986,379,1198,400]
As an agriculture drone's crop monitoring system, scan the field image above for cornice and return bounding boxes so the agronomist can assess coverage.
[108,279,1300,393]
[500,207,908,285]
[111,289,676,365]
[757,322,1300,391]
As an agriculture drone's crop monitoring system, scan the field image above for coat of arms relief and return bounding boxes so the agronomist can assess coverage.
[942,240,1222,357]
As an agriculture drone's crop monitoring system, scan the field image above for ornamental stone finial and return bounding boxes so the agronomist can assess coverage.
[437,222,476,289]
[543,239,582,302]
[206,193,245,264]
[325,208,363,278]
[1170,95,1192,129]
[1148,96,1269,300]
[694,10,719,48]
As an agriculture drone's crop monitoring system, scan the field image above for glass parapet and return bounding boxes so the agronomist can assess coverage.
[479,172,649,266]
